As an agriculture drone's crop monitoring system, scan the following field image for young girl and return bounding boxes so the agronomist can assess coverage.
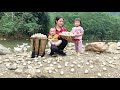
[48,28,62,48]
[71,18,84,55]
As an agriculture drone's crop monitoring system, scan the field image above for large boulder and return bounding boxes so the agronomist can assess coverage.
[0,44,11,55]
[85,42,108,52]
[105,42,120,53]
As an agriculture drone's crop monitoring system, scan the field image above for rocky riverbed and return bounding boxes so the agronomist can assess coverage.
[0,43,120,78]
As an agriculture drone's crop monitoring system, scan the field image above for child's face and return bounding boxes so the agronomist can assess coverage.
[74,20,80,27]
[50,29,56,36]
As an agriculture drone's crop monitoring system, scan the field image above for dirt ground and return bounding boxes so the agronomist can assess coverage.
[0,44,120,78]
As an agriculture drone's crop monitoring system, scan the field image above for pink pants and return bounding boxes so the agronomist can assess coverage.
[74,39,82,52]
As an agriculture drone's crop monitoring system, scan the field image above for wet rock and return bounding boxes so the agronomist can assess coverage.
[15,68,23,74]
[0,44,12,55]
[7,63,18,70]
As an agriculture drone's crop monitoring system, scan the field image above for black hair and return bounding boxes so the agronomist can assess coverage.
[55,16,64,25]
[74,18,82,26]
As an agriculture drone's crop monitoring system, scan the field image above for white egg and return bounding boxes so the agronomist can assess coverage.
[84,70,89,74]
[89,60,93,63]
[72,61,77,64]
[47,61,51,64]
[77,64,81,68]
[27,61,31,64]
[38,62,41,65]
[60,71,64,75]
[58,65,62,69]
[96,57,99,59]
[0,61,2,64]
[43,60,47,62]
[48,70,52,74]
[97,73,101,77]
[70,64,74,67]
[28,65,32,69]
[71,68,75,72]
[90,65,94,68]
[36,69,41,73]
[108,57,112,60]
[86,62,89,65]
[81,60,84,63]
[53,62,57,65]
[102,67,107,71]
[50,64,54,67]
[23,63,26,66]
[40,64,43,67]
[65,62,69,67]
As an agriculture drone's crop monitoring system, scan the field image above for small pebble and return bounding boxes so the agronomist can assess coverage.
[113,57,119,60]
[4,59,9,62]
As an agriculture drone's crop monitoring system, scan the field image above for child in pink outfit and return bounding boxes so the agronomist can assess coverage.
[71,18,84,54]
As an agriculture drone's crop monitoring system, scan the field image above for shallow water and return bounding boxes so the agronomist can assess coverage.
[0,39,31,49]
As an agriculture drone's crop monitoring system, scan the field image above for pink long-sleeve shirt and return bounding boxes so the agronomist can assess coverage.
[71,26,84,40]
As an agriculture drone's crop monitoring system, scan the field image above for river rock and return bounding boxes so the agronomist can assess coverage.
[0,44,12,55]
[85,42,108,52]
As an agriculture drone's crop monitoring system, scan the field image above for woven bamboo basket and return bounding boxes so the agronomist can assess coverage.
[59,34,75,42]
[30,37,47,57]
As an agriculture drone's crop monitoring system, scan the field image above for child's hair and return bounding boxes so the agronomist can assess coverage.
[74,18,82,26]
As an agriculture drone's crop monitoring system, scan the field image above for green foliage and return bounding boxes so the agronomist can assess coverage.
[0,12,120,40]
[48,12,120,40]
[0,12,50,39]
